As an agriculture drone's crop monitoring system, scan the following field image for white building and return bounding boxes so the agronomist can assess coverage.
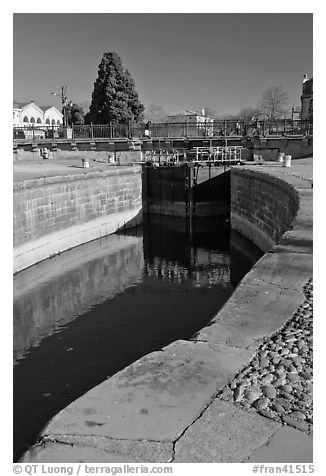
[167,109,213,124]
[166,109,214,136]
[13,101,63,127]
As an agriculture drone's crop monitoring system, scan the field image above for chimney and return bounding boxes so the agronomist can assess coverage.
[201,109,205,116]
[303,74,308,83]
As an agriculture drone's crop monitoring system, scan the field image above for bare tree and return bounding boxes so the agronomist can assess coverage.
[238,107,262,121]
[144,104,168,122]
[258,86,288,119]
[201,106,219,119]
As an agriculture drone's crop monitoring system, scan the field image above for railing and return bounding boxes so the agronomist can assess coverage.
[13,125,61,141]
[13,119,313,142]
[147,119,313,138]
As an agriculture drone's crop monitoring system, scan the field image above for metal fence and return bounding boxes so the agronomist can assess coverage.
[13,119,312,142]
[13,125,61,141]
[147,119,313,138]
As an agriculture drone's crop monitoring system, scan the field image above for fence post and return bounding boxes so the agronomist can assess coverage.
[90,122,94,139]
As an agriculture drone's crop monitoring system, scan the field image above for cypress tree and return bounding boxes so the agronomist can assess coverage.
[86,52,144,124]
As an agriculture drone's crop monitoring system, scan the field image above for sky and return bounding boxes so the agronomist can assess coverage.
[13,13,313,117]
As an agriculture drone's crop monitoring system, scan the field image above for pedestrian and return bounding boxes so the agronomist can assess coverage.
[41,147,49,159]
[144,121,151,138]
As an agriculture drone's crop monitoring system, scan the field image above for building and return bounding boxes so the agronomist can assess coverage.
[300,75,313,121]
[166,109,214,136]
[13,101,63,127]
[291,105,301,121]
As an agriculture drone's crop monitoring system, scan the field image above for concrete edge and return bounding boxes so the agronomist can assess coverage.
[14,165,142,190]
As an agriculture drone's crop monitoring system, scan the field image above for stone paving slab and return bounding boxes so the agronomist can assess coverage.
[194,280,306,349]
[21,442,142,463]
[243,252,312,291]
[41,340,253,442]
[276,232,313,255]
[21,435,173,463]
[193,321,263,350]
[173,399,281,463]
[43,435,173,463]
[246,426,313,463]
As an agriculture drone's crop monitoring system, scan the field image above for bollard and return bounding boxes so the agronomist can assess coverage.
[277,152,285,163]
[82,158,90,168]
[284,155,292,167]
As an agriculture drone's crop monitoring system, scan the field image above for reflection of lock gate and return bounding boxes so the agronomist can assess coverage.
[145,261,230,284]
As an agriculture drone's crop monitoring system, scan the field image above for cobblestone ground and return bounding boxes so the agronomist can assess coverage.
[219,279,313,434]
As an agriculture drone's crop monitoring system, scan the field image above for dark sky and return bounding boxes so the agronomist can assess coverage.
[13,13,312,116]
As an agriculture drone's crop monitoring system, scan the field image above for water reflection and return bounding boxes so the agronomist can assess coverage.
[13,217,262,461]
[14,234,144,364]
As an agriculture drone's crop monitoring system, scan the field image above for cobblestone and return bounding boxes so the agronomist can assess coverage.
[219,279,313,434]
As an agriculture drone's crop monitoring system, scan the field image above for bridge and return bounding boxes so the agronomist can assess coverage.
[13,119,313,161]
[14,118,312,142]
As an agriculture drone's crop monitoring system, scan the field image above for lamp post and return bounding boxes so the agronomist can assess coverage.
[51,85,70,127]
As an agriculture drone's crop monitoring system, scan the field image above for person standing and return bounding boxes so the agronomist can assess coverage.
[144,121,151,138]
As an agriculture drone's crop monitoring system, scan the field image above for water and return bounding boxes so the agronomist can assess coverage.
[13,216,262,461]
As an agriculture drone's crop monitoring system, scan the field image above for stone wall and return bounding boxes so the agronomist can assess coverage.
[231,168,299,252]
[245,137,313,161]
[13,166,142,273]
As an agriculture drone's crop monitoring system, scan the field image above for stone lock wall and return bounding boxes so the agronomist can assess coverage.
[230,168,300,252]
[13,166,142,273]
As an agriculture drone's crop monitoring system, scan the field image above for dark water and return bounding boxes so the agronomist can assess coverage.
[13,216,262,461]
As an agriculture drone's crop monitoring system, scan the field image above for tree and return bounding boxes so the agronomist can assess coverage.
[258,86,288,119]
[201,106,219,120]
[86,52,144,124]
[66,103,85,125]
[238,107,262,121]
[144,104,169,122]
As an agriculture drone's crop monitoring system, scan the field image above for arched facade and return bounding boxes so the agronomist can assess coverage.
[13,102,63,127]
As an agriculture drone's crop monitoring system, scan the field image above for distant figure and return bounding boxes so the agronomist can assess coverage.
[41,147,49,159]
[256,122,261,136]
[235,121,241,135]
[144,121,151,138]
